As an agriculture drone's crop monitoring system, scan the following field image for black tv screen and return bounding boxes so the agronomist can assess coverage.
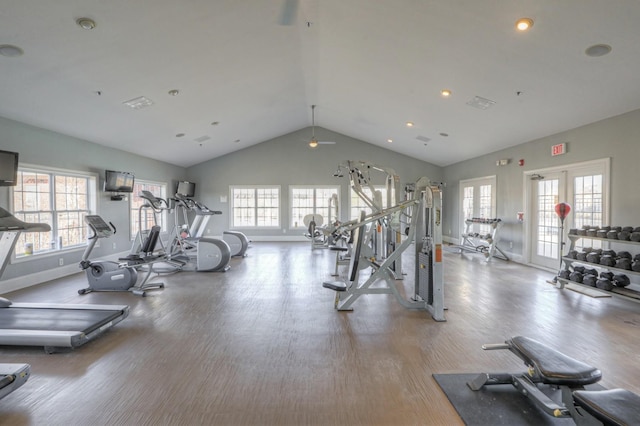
[104,170,135,193]
[0,150,19,186]
[176,181,196,197]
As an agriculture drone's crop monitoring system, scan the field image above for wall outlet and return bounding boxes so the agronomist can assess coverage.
[283,229,286,233]
[58,258,64,266]
[112,242,117,250]
[509,241,513,249]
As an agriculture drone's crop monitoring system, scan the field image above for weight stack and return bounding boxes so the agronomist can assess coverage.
[418,252,433,304]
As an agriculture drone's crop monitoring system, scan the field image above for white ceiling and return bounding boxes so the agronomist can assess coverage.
[1,0,640,168]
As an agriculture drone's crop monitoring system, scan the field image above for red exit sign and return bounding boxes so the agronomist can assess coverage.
[551,143,566,156]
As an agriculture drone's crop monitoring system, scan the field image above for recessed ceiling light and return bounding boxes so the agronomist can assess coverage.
[387,138,393,143]
[440,89,452,97]
[585,44,612,57]
[439,132,449,137]
[76,17,96,30]
[0,44,24,57]
[406,121,414,127]
[168,89,179,96]
[176,133,185,138]
[211,121,220,126]
[234,139,241,143]
[515,18,534,31]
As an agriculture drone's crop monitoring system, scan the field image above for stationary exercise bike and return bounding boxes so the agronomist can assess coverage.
[78,215,164,296]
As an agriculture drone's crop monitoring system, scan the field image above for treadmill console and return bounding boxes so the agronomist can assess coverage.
[84,215,113,238]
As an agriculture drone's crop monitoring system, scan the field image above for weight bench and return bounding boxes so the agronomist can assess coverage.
[467,336,640,425]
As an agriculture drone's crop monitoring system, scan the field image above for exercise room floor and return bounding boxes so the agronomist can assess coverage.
[1,242,639,425]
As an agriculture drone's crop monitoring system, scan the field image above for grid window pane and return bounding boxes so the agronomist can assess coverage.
[232,187,280,228]
[291,187,339,228]
[350,187,387,220]
[130,181,167,239]
[12,169,95,256]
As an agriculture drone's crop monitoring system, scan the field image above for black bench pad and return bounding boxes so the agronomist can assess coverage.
[573,388,640,426]
[510,336,602,386]
[323,281,347,292]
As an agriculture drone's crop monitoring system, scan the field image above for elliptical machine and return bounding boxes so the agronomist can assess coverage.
[78,215,165,296]
[169,193,231,271]
[174,194,249,257]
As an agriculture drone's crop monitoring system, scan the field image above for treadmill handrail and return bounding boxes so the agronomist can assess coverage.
[0,207,51,232]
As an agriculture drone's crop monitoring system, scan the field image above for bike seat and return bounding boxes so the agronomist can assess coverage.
[510,336,602,386]
[573,388,640,426]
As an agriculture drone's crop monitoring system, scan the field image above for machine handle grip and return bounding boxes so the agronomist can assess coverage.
[109,222,117,235]
[481,343,511,351]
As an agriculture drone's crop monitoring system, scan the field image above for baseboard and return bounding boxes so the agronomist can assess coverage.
[0,264,80,294]
[244,235,308,242]
[443,236,459,245]
[0,251,133,295]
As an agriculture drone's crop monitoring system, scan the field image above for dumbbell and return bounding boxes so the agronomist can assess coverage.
[613,274,631,288]
[617,251,632,260]
[616,258,632,271]
[582,274,598,287]
[596,278,614,291]
[569,271,583,283]
[586,252,601,264]
[600,271,614,281]
[600,255,616,267]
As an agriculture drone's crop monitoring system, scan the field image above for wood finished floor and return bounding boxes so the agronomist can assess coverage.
[1,242,640,425]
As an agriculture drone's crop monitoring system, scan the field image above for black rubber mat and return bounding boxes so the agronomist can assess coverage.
[0,307,123,334]
[433,373,604,426]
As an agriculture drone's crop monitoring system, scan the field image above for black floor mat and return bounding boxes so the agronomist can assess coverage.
[433,373,603,426]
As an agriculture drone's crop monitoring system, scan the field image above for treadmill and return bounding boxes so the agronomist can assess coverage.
[0,206,130,354]
[0,363,30,400]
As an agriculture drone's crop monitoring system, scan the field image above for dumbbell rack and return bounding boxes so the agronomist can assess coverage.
[458,218,509,261]
[558,234,640,301]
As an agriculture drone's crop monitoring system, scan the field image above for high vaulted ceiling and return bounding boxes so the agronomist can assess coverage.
[1,1,640,168]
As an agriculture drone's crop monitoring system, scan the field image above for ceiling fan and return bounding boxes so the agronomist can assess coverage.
[307,105,335,149]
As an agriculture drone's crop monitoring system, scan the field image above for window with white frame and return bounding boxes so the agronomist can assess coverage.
[350,186,388,220]
[230,186,280,228]
[11,166,97,257]
[130,180,168,239]
[290,186,340,228]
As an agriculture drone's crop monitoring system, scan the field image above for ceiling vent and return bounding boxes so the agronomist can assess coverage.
[416,135,431,143]
[194,135,211,143]
[466,96,496,110]
[123,96,154,110]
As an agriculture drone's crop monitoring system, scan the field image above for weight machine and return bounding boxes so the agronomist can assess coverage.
[323,177,446,321]
[335,160,403,270]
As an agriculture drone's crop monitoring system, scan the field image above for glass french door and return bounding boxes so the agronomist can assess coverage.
[459,176,496,237]
[528,160,608,270]
[530,172,564,269]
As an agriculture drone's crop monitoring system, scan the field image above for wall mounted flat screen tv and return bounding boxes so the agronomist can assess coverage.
[0,150,19,187]
[176,181,196,197]
[104,170,135,193]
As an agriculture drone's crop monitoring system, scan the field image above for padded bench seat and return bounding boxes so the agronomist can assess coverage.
[322,281,347,292]
[573,388,640,426]
[510,336,602,386]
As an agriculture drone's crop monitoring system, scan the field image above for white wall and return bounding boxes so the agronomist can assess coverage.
[442,108,640,258]
[187,126,443,239]
[0,116,187,289]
